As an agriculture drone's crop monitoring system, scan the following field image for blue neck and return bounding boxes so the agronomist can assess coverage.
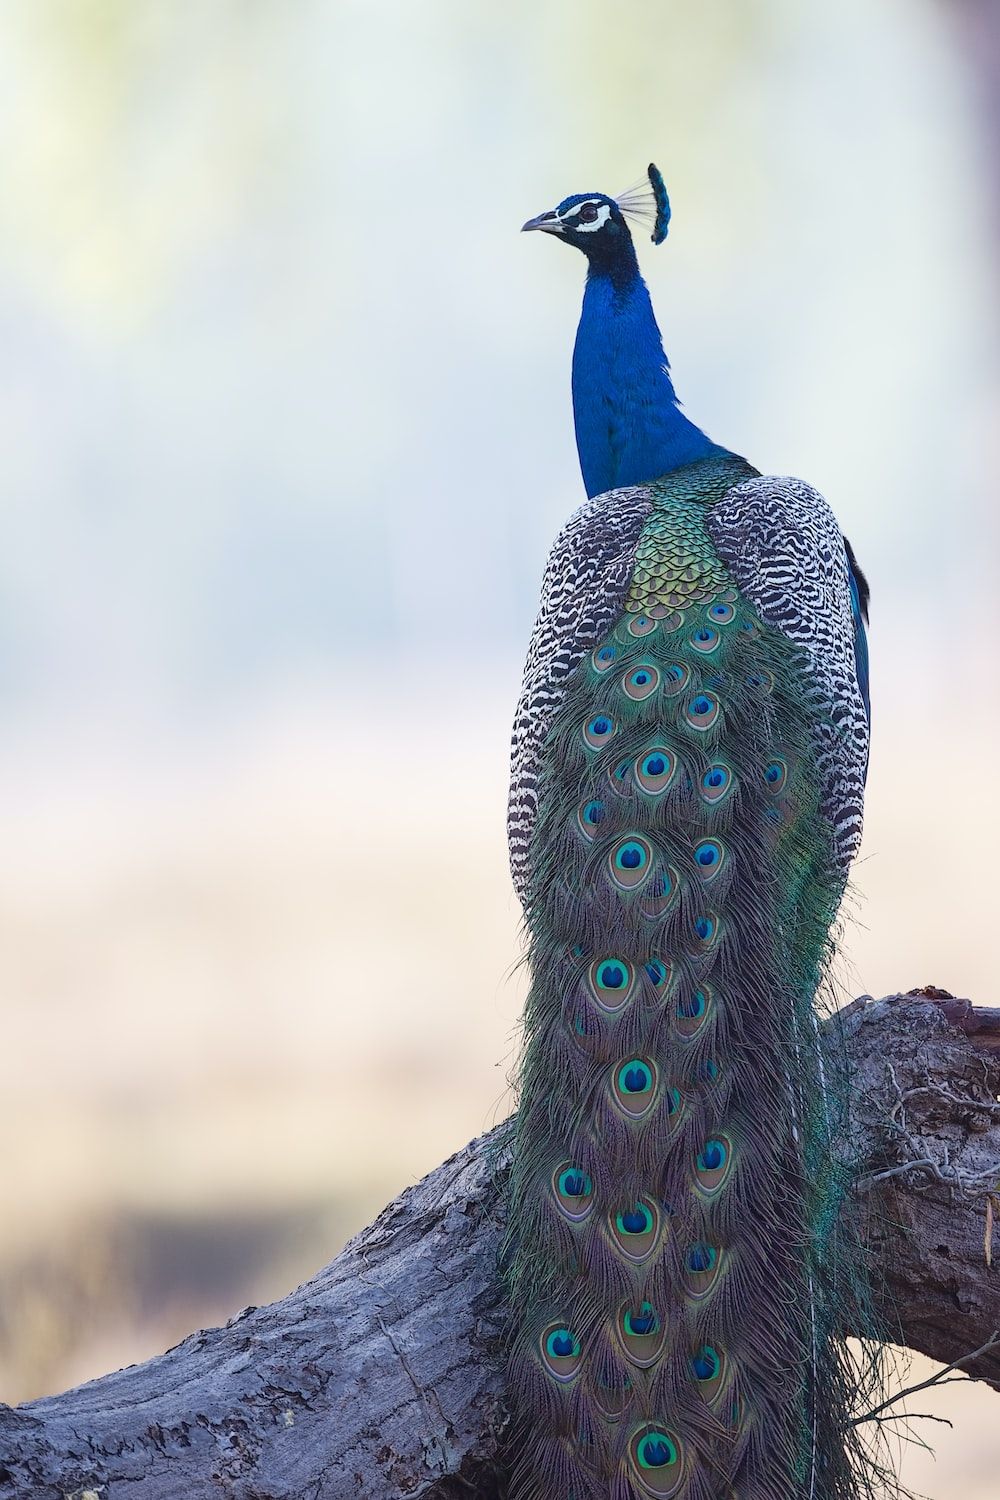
[572,262,728,499]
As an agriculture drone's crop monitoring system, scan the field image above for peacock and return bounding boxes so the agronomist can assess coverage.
[503,165,882,1500]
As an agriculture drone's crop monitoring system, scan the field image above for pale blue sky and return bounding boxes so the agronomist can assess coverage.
[0,0,993,731]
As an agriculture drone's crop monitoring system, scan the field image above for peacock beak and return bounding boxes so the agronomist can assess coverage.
[521,210,564,234]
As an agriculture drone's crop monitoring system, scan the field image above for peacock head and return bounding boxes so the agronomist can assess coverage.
[522,164,671,269]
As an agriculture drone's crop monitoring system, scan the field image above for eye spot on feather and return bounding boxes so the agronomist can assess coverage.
[662,663,691,696]
[583,714,617,749]
[577,798,606,839]
[608,757,633,794]
[746,670,774,693]
[628,1426,684,1496]
[690,1344,728,1404]
[589,957,634,1013]
[763,758,787,794]
[693,840,725,879]
[623,664,660,701]
[553,1163,594,1221]
[690,626,720,654]
[609,837,652,890]
[611,1197,662,1262]
[540,1324,583,1382]
[676,987,712,1038]
[636,748,676,795]
[683,1243,723,1300]
[692,914,720,951]
[685,693,720,731]
[694,1135,733,1196]
[615,1300,667,1369]
[623,1302,658,1334]
[592,644,619,672]
[700,764,733,805]
[708,601,735,624]
[628,614,657,637]
[612,1056,657,1117]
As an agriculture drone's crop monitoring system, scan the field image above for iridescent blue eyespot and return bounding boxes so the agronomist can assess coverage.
[698,1139,726,1171]
[692,1346,721,1381]
[613,1057,658,1116]
[763,758,788,793]
[588,957,633,1012]
[709,602,735,624]
[694,840,725,879]
[685,692,720,730]
[635,1431,678,1470]
[687,1243,716,1273]
[628,613,657,637]
[561,1169,589,1197]
[636,747,676,795]
[619,1060,653,1094]
[583,714,616,749]
[617,1203,654,1235]
[608,757,632,793]
[678,990,707,1019]
[577,798,606,840]
[645,960,667,987]
[610,837,652,890]
[543,1326,581,1366]
[592,643,618,672]
[700,763,733,804]
[663,662,691,696]
[624,1303,659,1337]
[624,664,660,701]
[691,626,720,654]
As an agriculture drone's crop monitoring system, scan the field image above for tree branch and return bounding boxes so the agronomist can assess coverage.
[1,991,999,1499]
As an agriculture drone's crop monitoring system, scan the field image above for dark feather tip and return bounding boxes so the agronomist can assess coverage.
[647,162,671,245]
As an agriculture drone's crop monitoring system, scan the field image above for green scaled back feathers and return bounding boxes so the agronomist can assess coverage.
[504,458,884,1500]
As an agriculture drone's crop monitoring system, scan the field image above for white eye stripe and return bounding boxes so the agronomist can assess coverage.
[558,201,612,233]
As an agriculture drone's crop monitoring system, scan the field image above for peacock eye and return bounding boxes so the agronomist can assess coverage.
[578,202,599,222]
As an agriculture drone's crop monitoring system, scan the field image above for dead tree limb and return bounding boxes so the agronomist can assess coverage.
[1,991,999,1500]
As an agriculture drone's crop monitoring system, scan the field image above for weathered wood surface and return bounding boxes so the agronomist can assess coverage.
[1,992,998,1500]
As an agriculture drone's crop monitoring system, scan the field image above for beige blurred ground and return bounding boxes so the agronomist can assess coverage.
[1,2,998,1496]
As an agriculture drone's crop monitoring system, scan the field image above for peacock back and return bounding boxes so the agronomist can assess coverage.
[504,454,877,1500]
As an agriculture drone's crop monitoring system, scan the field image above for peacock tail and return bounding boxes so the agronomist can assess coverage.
[504,455,881,1500]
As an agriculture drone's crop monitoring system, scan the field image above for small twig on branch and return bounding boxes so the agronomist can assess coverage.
[850,1332,1000,1427]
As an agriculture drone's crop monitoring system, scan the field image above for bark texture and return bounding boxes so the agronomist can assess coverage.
[1,992,998,1500]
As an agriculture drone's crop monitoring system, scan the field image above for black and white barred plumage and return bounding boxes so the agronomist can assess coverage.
[508,475,868,891]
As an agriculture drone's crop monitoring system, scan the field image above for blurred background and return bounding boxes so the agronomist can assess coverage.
[0,0,997,1493]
